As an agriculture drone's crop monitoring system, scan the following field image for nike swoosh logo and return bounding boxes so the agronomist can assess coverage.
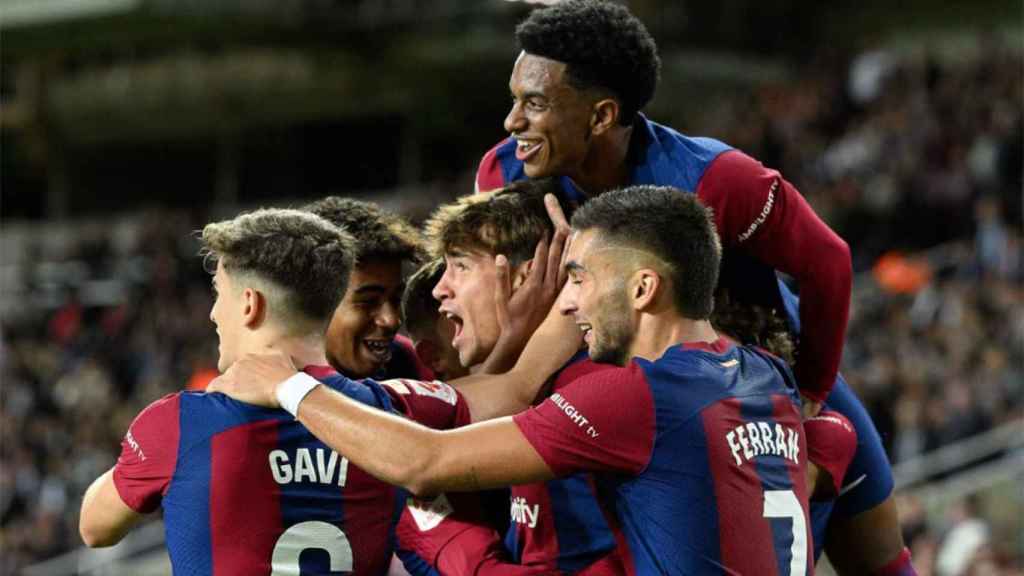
[838,474,867,497]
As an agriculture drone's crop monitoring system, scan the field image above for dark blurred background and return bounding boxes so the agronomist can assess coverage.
[1,1,1022,574]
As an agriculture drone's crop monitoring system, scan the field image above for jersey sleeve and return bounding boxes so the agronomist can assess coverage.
[381,378,473,430]
[805,410,858,499]
[111,393,181,514]
[696,150,852,402]
[512,362,655,477]
[475,142,509,193]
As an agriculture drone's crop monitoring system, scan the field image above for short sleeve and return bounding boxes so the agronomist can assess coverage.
[512,362,655,476]
[381,379,473,430]
[112,393,181,513]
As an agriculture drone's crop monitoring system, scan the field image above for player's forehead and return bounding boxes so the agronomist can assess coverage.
[444,245,493,265]
[345,259,404,295]
[212,259,229,283]
[565,228,602,267]
[511,51,571,96]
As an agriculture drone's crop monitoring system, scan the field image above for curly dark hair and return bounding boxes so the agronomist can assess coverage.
[571,186,721,319]
[303,197,423,267]
[711,291,796,366]
[516,0,660,125]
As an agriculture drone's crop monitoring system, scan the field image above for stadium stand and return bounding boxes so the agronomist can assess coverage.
[2,20,1020,576]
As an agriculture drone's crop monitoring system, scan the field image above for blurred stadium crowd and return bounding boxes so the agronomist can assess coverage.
[1,40,1021,575]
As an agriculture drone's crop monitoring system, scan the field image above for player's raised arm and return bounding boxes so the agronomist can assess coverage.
[696,150,852,408]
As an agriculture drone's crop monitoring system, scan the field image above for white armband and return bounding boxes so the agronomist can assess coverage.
[276,372,320,417]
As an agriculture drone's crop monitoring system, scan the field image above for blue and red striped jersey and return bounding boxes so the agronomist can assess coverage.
[512,338,813,575]
[477,116,851,402]
[113,366,402,575]
[503,352,630,574]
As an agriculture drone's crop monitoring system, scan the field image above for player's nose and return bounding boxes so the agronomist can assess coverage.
[376,301,401,331]
[504,102,527,135]
[432,271,453,302]
[558,289,578,316]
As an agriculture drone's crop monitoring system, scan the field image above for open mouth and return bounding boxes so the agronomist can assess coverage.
[362,339,393,363]
[444,311,465,346]
[514,138,542,162]
[577,323,593,343]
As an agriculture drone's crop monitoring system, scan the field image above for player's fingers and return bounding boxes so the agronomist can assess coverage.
[546,226,569,292]
[528,234,550,288]
[544,193,570,233]
[494,254,512,327]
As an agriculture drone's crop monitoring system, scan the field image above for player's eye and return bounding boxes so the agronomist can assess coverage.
[525,99,546,112]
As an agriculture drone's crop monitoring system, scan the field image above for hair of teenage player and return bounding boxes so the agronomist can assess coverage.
[201,208,356,333]
[570,185,721,319]
[424,177,567,266]
[402,258,446,342]
[303,196,423,267]
[515,0,660,125]
[711,291,796,366]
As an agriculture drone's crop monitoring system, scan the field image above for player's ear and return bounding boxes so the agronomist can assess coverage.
[241,287,266,329]
[630,268,662,312]
[590,98,619,137]
[510,259,532,293]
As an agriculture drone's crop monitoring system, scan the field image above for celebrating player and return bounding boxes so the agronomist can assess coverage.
[77,208,549,575]
[475,1,913,572]
[211,187,815,575]
[302,196,430,381]
[79,209,410,573]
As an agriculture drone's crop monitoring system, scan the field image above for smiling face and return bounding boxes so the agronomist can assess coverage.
[505,52,598,180]
[431,248,503,368]
[560,229,636,366]
[325,259,404,378]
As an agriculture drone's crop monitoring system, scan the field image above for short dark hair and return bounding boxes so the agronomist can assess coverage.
[425,178,567,265]
[201,208,356,331]
[571,186,721,319]
[516,0,660,125]
[402,258,445,341]
[303,197,423,266]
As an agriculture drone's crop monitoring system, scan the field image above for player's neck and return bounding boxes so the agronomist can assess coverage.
[247,330,329,370]
[630,314,719,362]
[574,125,633,195]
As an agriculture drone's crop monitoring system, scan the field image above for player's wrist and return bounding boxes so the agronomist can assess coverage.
[276,373,320,417]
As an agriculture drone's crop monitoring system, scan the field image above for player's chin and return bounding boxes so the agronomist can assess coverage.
[522,158,552,178]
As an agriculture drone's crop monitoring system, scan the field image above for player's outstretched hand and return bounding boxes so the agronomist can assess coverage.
[207,350,298,408]
[481,194,571,373]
